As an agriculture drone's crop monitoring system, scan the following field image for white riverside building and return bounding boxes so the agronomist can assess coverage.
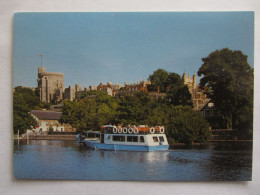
[30,110,66,133]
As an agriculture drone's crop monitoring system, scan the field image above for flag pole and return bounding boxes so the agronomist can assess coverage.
[39,54,42,67]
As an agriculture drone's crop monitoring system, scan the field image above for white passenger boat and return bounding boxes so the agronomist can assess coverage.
[76,125,169,151]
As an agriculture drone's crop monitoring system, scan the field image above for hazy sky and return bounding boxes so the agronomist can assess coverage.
[13,12,254,88]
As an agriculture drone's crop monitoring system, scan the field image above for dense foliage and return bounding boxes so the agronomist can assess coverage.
[149,69,193,106]
[115,91,152,125]
[198,48,254,132]
[60,91,119,131]
[166,73,193,106]
[166,106,210,145]
[13,87,50,134]
[60,88,210,145]
[148,68,169,92]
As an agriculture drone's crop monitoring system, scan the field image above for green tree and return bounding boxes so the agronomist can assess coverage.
[166,73,193,106]
[14,87,40,109]
[13,87,39,134]
[59,100,82,130]
[148,102,168,126]
[148,68,169,92]
[149,70,193,106]
[115,91,152,125]
[60,91,119,131]
[166,106,210,145]
[198,48,254,130]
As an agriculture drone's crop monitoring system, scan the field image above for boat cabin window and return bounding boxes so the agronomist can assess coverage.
[159,136,164,142]
[127,136,138,142]
[105,127,113,133]
[153,136,158,142]
[112,135,125,142]
[139,136,144,143]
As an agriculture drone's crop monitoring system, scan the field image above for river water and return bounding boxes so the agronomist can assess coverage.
[13,140,252,181]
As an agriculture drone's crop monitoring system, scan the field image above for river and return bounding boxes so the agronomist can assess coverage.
[13,140,252,181]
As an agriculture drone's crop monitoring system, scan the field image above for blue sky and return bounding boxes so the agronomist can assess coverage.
[13,12,254,88]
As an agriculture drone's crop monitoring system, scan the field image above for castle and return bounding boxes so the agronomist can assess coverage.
[37,67,209,110]
[182,73,210,110]
[37,67,64,103]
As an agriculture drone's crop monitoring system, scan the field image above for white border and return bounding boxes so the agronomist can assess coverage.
[0,0,259,194]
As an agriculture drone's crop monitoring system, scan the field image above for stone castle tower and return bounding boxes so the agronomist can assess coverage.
[37,67,64,103]
[182,72,210,110]
[182,72,197,96]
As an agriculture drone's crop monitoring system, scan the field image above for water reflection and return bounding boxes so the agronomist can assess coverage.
[13,140,252,181]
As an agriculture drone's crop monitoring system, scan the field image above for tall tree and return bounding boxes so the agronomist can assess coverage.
[149,70,193,106]
[198,48,253,130]
[13,87,39,134]
[148,68,169,92]
[166,73,193,106]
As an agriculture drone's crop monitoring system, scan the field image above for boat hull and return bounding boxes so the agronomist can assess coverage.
[84,140,169,151]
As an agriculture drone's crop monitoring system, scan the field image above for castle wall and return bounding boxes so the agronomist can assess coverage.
[64,86,75,101]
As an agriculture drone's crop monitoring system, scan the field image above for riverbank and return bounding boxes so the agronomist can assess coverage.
[14,134,252,143]
[169,140,253,147]
[14,134,76,141]
[210,140,252,142]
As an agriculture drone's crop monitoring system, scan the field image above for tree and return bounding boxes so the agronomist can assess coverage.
[148,102,168,126]
[14,87,40,109]
[166,73,193,106]
[166,106,210,145]
[60,91,119,131]
[13,87,39,134]
[115,91,152,125]
[198,48,254,130]
[149,70,193,106]
[148,68,169,92]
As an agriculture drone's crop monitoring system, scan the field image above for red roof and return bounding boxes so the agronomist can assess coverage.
[31,110,62,120]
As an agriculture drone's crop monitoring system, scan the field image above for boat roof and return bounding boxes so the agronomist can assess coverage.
[85,130,100,134]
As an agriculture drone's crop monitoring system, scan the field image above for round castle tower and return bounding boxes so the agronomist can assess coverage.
[37,67,64,103]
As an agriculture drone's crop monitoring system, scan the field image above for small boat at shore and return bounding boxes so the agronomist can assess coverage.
[76,130,100,143]
[76,125,169,151]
